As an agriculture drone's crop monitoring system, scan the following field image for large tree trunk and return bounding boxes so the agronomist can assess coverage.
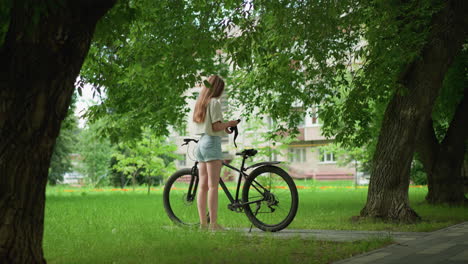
[0,1,115,263]
[464,159,468,193]
[419,91,468,205]
[360,0,468,222]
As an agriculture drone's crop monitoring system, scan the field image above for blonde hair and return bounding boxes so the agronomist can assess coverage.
[193,75,225,123]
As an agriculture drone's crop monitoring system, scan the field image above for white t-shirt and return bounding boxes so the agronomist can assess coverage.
[194,98,226,136]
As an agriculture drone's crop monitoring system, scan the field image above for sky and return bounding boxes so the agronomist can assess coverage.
[74,84,100,128]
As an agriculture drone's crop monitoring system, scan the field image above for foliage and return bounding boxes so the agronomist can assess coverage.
[111,128,178,193]
[321,0,443,146]
[77,0,451,153]
[38,0,460,190]
[222,115,295,178]
[243,115,295,162]
[432,48,468,142]
[226,0,365,138]
[109,156,128,188]
[0,0,11,46]
[48,95,79,185]
[410,158,427,185]
[319,143,371,174]
[223,0,444,149]
[76,119,114,186]
[80,0,238,141]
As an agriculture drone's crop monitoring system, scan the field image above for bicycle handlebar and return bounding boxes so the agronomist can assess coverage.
[181,138,198,146]
[228,119,241,148]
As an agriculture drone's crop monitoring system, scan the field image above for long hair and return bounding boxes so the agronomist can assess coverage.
[193,75,225,123]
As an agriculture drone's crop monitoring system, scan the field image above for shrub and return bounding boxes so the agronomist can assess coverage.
[410,159,427,185]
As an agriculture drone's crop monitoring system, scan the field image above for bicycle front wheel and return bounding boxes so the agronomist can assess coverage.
[163,168,200,227]
[242,166,298,232]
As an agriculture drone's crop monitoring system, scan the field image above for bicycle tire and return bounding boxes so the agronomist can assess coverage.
[163,168,200,227]
[242,165,298,232]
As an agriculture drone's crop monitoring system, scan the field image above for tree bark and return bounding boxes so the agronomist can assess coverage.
[0,1,116,263]
[360,0,468,222]
[419,90,468,205]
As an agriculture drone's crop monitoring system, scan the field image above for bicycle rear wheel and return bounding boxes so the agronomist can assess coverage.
[242,166,298,232]
[163,168,200,227]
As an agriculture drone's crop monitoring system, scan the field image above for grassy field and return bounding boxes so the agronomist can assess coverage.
[43,181,468,263]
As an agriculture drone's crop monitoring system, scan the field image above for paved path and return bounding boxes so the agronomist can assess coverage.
[333,221,468,264]
[233,222,468,263]
[233,227,429,243]
[167,222,468,263]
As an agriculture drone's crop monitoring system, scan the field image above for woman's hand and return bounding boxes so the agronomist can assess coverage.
[227,120,240,127]
[212,120,240,132]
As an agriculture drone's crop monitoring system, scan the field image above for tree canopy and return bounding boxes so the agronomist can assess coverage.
[79,0,459,151]
[80,0,237,141]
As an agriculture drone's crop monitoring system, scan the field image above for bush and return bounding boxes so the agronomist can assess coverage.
[410,159,427,185]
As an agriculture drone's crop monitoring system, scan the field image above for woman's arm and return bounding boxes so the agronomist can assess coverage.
[212,120,239,132]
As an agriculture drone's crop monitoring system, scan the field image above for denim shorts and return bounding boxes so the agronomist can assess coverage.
[195,134,223,162]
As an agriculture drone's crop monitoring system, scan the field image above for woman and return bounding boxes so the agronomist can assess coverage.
[193,75,239,230]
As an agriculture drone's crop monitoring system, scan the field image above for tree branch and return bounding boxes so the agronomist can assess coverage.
[399,0,468,94]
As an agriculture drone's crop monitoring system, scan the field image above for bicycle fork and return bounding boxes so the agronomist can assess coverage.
[187,170,199,202]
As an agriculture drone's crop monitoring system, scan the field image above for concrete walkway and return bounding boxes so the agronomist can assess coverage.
[235,227,429,243]
[233,222,468,263]
[333,221,468,264]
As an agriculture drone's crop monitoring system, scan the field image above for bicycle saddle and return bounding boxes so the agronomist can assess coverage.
[236,149,258,157]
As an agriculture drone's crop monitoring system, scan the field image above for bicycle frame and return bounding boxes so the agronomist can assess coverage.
[186,156,280,212]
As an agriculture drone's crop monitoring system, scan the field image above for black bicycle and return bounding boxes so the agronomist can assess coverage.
[163,138,299,232]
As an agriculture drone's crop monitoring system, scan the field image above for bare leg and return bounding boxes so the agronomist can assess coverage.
[206,160,222,228]
[197,162,208,226]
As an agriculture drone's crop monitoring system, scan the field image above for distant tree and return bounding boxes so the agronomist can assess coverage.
[77,119,113,186]
[319,143,371,174]
[48,95,79,185]
[242,116,295,163]
[109,155,127,188]
[112,129,177,194]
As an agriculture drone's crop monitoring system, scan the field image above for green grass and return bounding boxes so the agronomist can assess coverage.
[43,183,468,263]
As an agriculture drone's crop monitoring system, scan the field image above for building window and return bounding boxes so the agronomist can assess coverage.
[319,149,336,163]
[289,148,307,163]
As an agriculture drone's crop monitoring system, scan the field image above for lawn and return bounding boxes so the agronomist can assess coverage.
[43,181,468,263]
